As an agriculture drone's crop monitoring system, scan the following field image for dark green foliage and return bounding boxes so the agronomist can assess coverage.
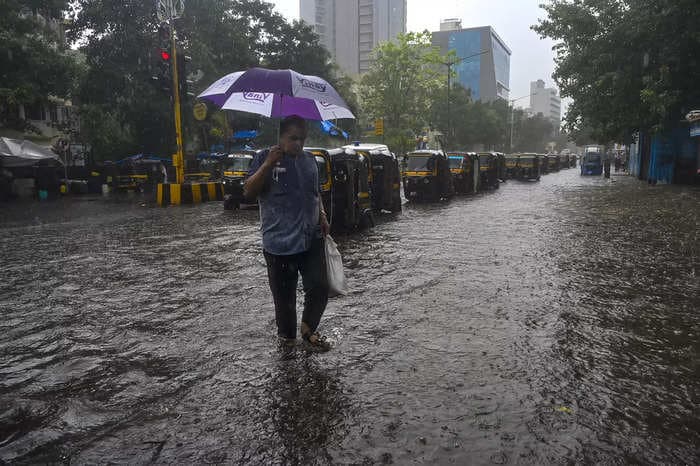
[511,112,554,153]
[534,0,700,143]
[66,0,342,160]
[0,0,81,131]
[359,32,446,154]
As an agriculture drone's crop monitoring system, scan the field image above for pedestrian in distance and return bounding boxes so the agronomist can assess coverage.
[243,115,332,351]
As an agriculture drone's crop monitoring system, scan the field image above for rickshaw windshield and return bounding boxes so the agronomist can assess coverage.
[224,157,252,172]
[406,156,432,171]
[315,156,329,185]
[448,157,463,169]
[585,153,601,163]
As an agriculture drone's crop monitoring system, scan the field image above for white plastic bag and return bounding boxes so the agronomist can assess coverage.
[325,235,348,297]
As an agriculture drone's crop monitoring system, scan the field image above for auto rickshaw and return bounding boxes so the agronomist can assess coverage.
[329,148,373,230]
[539,154,550,175]
[305,147,335,225]
[403,150,455,201]
[476,152,500,190]
[515,153,541,180]
[115,157,166,193]
[447,151,479,194]
[494,152,507,181]
[559,153,570,169]
[343,143,401,213]
[547,153,561,172]
[504,154,519,180]
[222,151,256,209]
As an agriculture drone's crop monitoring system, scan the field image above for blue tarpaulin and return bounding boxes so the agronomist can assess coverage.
[232,130,258,140]
[320,120,349,139]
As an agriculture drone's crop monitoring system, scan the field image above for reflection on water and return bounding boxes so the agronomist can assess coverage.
[0,172,698,464]
[263,351,350,464]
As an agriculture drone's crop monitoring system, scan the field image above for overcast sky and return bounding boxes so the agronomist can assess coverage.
[266,0,565,113]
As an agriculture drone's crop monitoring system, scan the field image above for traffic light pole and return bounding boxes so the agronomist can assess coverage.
[170,24,185,185]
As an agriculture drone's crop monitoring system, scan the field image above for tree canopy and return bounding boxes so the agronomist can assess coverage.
[66,0,342,160]
[534,0,700,143]
[0,0,81,132]
[359,32,446,154]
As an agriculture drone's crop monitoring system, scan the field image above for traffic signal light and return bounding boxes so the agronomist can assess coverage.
[152,48,172,93]
[176,50,194,100]
[152,23,172,94]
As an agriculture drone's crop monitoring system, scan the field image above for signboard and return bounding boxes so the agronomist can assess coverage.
[374,118,384,136]
[193,102,207,121]
[690,122,700,138]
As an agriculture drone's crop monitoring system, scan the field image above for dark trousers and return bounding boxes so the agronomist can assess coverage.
[263,238,329,339]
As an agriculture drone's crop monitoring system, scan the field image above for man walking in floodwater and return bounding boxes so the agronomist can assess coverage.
[244,116,331,351]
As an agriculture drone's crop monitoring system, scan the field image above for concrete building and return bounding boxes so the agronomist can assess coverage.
[300,0,407,76]
[529,79,561,126]
[431,20,511,102]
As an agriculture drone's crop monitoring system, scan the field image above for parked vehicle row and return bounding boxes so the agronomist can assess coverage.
[221,146,578,230]
[400,151,578,201]
[222,144,402,231]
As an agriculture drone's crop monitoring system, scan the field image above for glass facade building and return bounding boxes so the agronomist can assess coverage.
[432,26,511,102]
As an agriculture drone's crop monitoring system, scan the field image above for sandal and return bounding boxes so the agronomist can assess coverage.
[302,332,332,352]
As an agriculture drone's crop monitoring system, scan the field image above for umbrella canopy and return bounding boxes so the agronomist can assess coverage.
[197,67,355,121]
[0,137,62,167]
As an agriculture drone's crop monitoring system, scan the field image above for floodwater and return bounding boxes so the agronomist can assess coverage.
[0,170,698,465]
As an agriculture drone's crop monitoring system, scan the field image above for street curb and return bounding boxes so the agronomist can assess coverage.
[157,182,223,206]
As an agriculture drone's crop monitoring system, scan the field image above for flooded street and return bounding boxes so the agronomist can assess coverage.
[1,170,698,465]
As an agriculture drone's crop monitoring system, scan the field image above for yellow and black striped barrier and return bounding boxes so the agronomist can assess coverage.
[157,182,224,206]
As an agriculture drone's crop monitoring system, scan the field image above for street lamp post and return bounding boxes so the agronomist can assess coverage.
[508,93,534,154]
[442,50,490,149]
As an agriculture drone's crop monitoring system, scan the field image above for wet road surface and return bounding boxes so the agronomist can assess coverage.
[1,170,698,464]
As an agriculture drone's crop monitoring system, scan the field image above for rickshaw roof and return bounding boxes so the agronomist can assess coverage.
[342,143,392,156]
[304,147,344,156]
[407,150,444,156]
[227,151,256,159]
[447,151,477,156]
[342,143,389,151]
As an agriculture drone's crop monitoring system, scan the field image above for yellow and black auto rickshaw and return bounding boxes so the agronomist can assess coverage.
[447,151,479,194]
[305,147,335,225]
[515,153,542,180]
[222,151,256,209]
[504,154,519,180]
[403,150,455,201]
[476,152,501,190]
[343,143,401,213]
[547,153,561,172]
[559,153,570,169]
[328,148,373,230]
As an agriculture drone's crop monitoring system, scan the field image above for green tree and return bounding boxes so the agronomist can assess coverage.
[0,0,80,132]
[534,0,700,143]
[359,32,446,154]
[67,0,346,160]
[512,113,554,153]
[429,83,476,149]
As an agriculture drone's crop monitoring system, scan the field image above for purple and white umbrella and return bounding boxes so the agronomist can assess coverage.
[197,67,355,121]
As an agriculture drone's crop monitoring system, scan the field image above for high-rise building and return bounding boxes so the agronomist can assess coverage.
[300,0,407,76]
[432,22,511,102]
[529,79,561,126]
